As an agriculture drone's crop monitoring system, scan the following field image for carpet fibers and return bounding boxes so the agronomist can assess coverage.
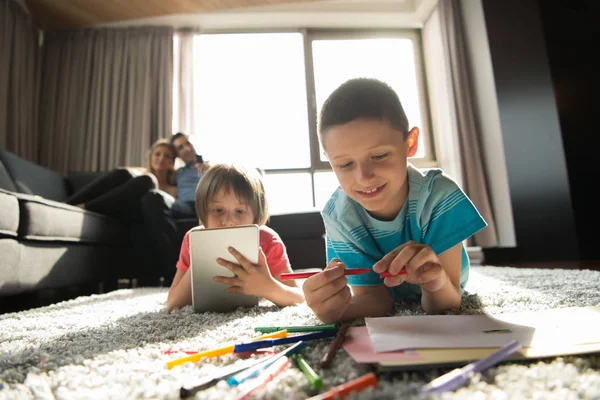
[1,266,599,399]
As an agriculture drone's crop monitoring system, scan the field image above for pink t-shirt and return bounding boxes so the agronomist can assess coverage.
[176,225,290,278]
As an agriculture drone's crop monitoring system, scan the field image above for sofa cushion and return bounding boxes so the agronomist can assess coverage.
[17,193,130,245]
[268,210,325,239]
[0,160,17,192]
[0,189,19,237]
[0,149,68,202]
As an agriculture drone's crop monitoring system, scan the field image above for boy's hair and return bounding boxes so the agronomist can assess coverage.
[318,77,410,141]
[195,163,269,226]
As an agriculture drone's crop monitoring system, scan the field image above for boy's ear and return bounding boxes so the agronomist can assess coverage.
[406,127,420,158]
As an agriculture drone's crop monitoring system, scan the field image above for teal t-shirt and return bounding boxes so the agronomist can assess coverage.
[321,164,487,301]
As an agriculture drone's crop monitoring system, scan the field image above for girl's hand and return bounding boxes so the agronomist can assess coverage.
[214,246,276,296]
[373,240,448,293]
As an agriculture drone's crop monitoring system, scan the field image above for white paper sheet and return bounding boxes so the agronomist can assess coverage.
[365,306,600,353]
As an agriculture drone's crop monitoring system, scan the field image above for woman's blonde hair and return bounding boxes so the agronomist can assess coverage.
[195,163,269,226]
[146,138,176,185]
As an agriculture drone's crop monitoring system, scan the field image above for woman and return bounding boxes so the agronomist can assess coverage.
[144,138,177,198]
[65,139,177,222]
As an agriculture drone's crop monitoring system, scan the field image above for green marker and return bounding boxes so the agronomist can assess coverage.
[254,324,337,333]
[292,353,322,390]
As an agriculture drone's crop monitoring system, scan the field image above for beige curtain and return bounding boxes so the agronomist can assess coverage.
[430,0,498,247]
[39,27,173,174]
[0,0,40,162]
[173,30,197,137]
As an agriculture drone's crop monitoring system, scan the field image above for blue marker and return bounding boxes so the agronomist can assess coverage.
[233,330,336,353]
[227,341,305,387]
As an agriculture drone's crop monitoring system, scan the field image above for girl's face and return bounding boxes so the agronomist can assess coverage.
[205,187,255,229]
[151,145,175,173]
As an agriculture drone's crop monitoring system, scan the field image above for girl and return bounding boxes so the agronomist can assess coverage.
[166,163,305,311]
[66,139,176,221]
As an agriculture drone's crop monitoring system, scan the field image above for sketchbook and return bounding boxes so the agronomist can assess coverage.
[365,306,600,353]
[341,306,600,370]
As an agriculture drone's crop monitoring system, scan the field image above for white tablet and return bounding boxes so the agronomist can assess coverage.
[189,224,260,313]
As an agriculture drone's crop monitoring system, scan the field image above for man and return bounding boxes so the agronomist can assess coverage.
[170,132,208,217]
[140,133,207,282]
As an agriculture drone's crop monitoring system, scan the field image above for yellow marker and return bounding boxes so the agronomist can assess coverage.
[166,329,288,369]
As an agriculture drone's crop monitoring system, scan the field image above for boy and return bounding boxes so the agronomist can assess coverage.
[303,78,487,323]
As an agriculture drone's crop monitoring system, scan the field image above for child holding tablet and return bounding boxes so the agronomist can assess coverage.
[166,163,305,311]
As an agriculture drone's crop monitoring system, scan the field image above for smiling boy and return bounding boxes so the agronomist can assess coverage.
[302,78,487,323]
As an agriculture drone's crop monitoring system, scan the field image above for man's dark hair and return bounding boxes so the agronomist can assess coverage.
[318,78,410,139]
[170,132,186,145]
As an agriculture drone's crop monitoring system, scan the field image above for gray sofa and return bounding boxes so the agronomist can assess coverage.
[0,149,328,311]
[0,149,148,302]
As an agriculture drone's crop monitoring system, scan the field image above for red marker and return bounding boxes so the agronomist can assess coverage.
[379,270,408,278]
[280,268,406,280]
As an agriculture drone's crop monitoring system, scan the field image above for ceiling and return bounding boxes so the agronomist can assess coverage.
[21,0,434,31]
[22,0,323,31]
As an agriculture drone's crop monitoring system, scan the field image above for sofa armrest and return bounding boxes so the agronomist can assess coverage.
[0,149,69,202]
[0,189,19,237]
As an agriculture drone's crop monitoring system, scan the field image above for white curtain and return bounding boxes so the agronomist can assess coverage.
[423,0,498,248]
[172,29,197,138]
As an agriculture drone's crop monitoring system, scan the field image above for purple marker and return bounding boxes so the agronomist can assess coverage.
[419,340,522,395]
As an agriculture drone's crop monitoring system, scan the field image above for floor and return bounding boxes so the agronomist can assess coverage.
[2,262,598,315]
[500,260,600,271]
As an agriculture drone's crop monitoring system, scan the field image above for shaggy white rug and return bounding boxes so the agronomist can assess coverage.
[1,266,599,400]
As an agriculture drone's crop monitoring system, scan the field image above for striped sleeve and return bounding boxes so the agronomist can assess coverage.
[419,172,487,255]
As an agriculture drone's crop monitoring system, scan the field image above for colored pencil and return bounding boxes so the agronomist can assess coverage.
[254,324,337,333]
[306,372,378,400]
[166,329,288,369]
[320,322,349,368]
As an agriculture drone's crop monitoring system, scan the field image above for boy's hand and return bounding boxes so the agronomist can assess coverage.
[214,246,276,296]
[302,259,351,323]
[373,240,448,293]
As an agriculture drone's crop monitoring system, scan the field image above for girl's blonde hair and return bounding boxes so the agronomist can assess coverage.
[146,138,176,185]
[195,163,269,226]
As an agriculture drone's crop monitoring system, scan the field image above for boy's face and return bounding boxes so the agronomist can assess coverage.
[322,119,418,221]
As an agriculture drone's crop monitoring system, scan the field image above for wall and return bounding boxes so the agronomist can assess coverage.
[537,0,599,261]
[478,0,579,262]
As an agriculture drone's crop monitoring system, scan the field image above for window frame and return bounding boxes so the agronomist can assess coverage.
[305,29,437,170]
[182,27,437,209]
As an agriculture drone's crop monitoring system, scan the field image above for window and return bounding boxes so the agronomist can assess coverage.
[173,30,433,214]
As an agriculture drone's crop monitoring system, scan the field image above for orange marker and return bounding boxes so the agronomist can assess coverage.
[307,372,378,400]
